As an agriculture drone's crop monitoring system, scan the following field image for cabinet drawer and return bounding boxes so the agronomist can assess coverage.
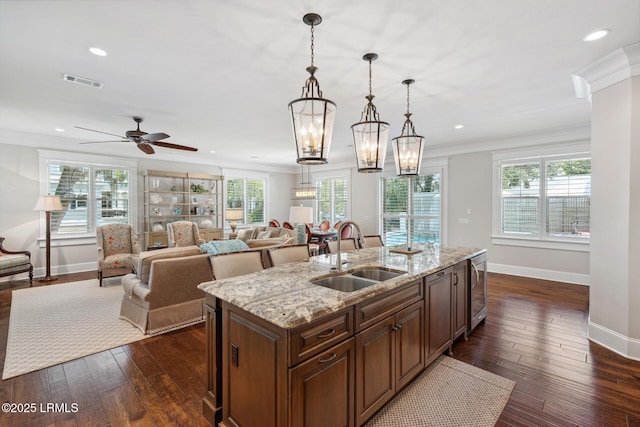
[290,307,354,365]
[356,281,423,332]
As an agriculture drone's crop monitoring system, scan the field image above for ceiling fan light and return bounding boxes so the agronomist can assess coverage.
[289,13,336,165]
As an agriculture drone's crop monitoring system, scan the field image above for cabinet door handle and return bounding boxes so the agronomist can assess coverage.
[453,272,458,286]
[318,353,337,363]
[471,262,479,289]
[392,324,402,332]
[317,328,336,339]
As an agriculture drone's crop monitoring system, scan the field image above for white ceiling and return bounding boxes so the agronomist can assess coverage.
[1,0,638,172]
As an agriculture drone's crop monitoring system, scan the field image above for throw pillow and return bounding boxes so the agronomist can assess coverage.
[257,230,271,239]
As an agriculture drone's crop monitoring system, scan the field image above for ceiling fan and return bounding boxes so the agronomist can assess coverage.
[75,116,198,155]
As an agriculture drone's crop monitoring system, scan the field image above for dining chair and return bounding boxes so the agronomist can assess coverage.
[340,224,354,239]
[360,235,384,248]
[269,219,281,228]
[333,221,342,229]
[208,250,265,280]
[267,244,310,267]
[327,238,357,254]
[305,224,327,254]
[319,220,330,231]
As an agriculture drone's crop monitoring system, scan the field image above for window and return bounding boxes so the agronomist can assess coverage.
[497,154,591,242]
[381,174,441,246]
[40,151,136,240]
[226,178,265,224]
[316,176,349,225]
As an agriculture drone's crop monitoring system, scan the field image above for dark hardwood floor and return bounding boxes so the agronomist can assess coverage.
[1,272,639,426]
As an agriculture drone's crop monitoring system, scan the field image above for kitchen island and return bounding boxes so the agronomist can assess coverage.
[198,245,487,427]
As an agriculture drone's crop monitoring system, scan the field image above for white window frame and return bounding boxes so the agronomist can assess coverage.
[314,169,350,224]
[491,142,590,251]
[378,160,448,246]
[38,150,138,247]
[223,169,269,227]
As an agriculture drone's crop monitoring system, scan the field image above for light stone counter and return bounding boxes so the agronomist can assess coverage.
[198,245,485,329]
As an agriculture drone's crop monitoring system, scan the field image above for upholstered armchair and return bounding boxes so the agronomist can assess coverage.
[0,237,33,284]
[166,221,205,248]
[96,224,141,286]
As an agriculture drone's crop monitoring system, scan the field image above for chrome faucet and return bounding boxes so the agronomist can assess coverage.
[334,220,363,271]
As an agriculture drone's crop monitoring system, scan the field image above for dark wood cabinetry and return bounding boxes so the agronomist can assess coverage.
[290,338,356,427]
[426,267,453,364]
[453,261,468,340]
[204,253,486,427]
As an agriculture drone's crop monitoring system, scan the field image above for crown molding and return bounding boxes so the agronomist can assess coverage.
[572,42,640,97]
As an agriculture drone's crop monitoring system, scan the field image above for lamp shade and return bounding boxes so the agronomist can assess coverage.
[289,206,313,224]
[33,195,63,211]
[225,208,244,221]
[392,134,424,176]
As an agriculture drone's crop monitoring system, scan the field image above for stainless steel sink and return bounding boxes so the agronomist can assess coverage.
[351,268,406,281]
[311,275,378,292]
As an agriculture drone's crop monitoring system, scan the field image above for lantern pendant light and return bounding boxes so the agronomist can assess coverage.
[392,79,424,176]
[288,13,337,165]
[351,53,389,173]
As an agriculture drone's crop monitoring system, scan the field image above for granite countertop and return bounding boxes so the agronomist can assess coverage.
[198,245,485,329]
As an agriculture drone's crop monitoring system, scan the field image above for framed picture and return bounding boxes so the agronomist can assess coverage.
[191,196,198,204]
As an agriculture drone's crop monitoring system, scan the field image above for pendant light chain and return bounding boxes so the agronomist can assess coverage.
[368,58,373,97]
[310,24,315,68]
[406,82,411,115]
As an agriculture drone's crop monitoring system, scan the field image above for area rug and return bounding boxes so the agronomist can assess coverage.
[3,279,146,379]
[365,355,515,427]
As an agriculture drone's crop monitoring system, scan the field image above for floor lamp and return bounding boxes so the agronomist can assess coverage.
[34,195,63,282]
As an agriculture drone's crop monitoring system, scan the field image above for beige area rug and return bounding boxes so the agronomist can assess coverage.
[3,279,146,379]
[365,355,515,427]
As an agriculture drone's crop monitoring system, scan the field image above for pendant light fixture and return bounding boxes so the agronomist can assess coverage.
[351,53,389,173]
[290,164,318,200]
[288,13,337,165]
[392,79,424,176]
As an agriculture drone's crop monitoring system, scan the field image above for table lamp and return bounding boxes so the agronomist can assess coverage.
[226,209,244,239]
[289,206,313,244]
[33,194,64,282]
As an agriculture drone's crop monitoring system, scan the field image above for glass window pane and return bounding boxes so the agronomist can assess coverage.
[545,159,591,237]
[501,163,540,235]
[49,164,90,234]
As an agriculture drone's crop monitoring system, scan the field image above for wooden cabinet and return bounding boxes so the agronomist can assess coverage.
[290,338,356,427]
[453,261,468,341]
[143,170,223,248]
[355,281,424,426]
[425,267,453,365]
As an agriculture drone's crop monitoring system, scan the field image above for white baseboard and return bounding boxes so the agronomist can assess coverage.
[488,262,590,286]
[33,262,97,278]
[0,262,96,283]
[588,321,640,361]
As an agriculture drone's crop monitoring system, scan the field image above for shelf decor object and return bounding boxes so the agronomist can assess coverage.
[33,194,64,282]
[392,79,424,177]
[226,208,243,239]
[352,52,389,173]
[288,13,336,165]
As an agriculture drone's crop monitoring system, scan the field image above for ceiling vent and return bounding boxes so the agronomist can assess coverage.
[63,74,103,89]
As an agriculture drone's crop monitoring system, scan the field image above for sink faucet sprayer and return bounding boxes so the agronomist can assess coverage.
[334,220,363,272]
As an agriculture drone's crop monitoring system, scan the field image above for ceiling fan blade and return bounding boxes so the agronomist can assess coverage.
[137,143,155,155]
[74,126,128,139]
[141,132,170,141]
[151,141,198,152]
[79,140,129,144]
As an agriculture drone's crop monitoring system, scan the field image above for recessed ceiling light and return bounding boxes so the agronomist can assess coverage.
[454,124,464,129]
[55,128,65,132]
[209,150,216,154]
[250,156,259,159]
[583,29,610,42]
[88,47,108,56]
